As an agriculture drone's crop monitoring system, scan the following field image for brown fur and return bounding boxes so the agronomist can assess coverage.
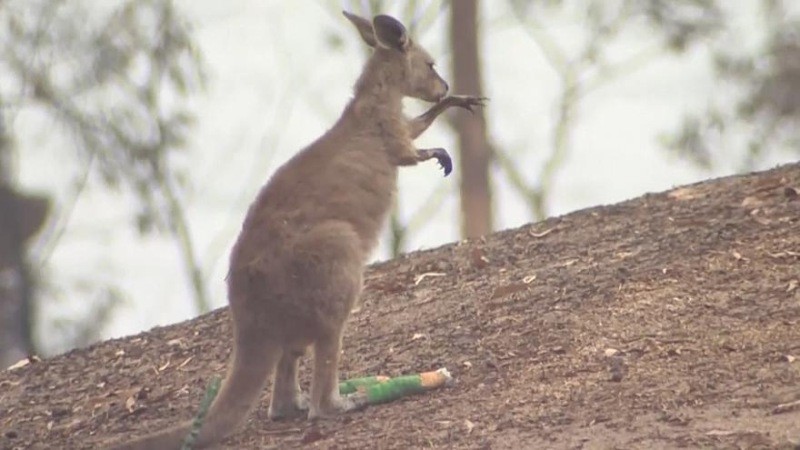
[108,11,484,450]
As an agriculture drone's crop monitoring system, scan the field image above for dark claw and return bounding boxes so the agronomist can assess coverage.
[432,148,453,177]
[454,96,489,115]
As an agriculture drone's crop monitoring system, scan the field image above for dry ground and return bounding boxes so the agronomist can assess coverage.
[2,163,800,450]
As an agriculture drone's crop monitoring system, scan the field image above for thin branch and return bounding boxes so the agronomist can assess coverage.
[580,44,666,98]
[406,180,453,233]
[534,72,578,220]
[35,154,95,266]
[157,172,212,313]
[492,144,538,213]
[388,180,453,256]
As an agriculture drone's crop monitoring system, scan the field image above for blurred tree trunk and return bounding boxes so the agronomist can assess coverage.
[0,183,49,369]
[450,0,493,238]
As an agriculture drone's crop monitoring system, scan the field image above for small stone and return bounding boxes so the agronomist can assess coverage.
[608,356,627,382]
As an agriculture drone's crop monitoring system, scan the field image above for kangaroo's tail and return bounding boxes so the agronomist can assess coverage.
[108,339,280,450]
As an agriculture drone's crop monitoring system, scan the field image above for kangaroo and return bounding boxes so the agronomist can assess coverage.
[109,11,484,450]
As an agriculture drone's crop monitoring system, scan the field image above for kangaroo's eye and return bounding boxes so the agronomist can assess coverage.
[427,62,435,70]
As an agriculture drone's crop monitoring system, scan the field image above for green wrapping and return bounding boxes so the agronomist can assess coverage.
[359,374,427,404]
[338,375,389,395]
[338,368,452,406]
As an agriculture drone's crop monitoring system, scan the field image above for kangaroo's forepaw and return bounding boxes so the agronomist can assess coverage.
[431,148,452,177]
[449,95,488,114]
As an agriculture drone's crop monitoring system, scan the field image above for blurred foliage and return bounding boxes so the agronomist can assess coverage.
[0,0,208,354]
[1,0,205,234]
[508,0,723,53]
[504,0,723,220]
[664,1,800,170]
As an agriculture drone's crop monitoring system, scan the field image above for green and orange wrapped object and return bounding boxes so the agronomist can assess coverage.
[339,368,453,406]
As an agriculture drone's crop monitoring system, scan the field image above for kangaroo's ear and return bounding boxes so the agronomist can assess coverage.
[372,15,409,52]
[343,10,377,48]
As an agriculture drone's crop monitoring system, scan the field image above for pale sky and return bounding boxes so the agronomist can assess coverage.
[11,1,795,354]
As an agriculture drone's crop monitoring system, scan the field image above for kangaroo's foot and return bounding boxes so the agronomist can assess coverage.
[307,392,367,420]
[269,391,309,420]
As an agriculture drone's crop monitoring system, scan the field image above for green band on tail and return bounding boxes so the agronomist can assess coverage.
[182,376,222,450]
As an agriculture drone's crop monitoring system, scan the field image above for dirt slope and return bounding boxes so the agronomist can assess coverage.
[2,163,800,450]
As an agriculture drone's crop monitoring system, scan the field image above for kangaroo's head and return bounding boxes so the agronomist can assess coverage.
[344,11,449,103]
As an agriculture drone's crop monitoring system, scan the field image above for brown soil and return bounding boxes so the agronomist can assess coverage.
[2,163,800,450]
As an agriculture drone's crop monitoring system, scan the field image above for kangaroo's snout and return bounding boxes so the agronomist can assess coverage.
[440,80,450,100]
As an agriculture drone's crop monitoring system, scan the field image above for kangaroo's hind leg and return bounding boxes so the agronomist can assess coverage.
[287,220,366,420]
[268,344,309,420]
[308,328,366,419]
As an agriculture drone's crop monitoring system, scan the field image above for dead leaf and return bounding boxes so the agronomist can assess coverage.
[414,272,446,286]
[787,280,798,293]
[7,358,30,371]
[529,227,556,238]
[464,419,476,434]
[731,250,748,261]
[706,429,740,437]
[768,251,800,259]
[158,360,170,372]
[669,187,702,200]
[178,357,193,369]
[772,399,800,415]
[523,275,537,284]
[411,333,426,341]
[125,396,136,413]
[741,196,763,207]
